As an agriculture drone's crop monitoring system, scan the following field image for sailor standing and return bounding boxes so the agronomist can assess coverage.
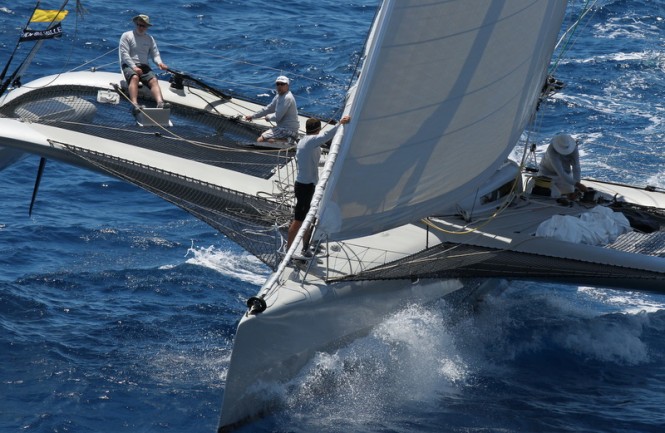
[286,115,351,254]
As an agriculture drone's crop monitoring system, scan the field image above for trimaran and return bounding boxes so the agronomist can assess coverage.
[2,1,665,431]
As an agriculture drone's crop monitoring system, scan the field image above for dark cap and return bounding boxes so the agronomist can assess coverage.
[306,118,321,133]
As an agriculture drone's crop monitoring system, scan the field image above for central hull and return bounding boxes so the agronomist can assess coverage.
[218,274,490,430]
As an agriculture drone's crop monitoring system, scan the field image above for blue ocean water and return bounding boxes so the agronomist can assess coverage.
[1,1,665,432]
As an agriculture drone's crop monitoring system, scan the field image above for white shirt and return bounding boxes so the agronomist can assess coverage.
[119,30,163,68]
[295,124,340,184]
[253,91,299,133]
[538,143,581,191]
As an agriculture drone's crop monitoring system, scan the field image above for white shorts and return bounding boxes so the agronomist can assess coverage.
[261,126,298,141]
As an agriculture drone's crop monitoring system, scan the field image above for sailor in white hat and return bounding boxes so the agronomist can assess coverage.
[537,134,588,199]
[244,75,299,143]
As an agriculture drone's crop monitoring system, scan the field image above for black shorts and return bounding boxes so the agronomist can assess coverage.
[293,182,315,221]
[122,63,157,85]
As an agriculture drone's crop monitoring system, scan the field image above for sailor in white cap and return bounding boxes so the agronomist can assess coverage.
[245,75,299,143]
[538,134,588,199]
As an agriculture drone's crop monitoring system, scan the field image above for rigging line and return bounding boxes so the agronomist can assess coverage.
[111,83,296,155]
[36,0,80,74]
[336,242,405,261]
[327,236,424,261]
[75,0,87,19]
[418,219,553,262]
[54,116,290,164]
[590,141,658,158]
[514,87,553,178]
[423,181,523,236]
[525,108,658,159]
[600,137,622,168]
[356,245,500,275]
[336,245,396,274]
[160,80,304,137]
[0,0,42,84]
[162,39,361,116]
[550,0,598,74]
[519,83,661,183]
[343,3,379,91]
[185,84,304,135]
[67,47,116,72]
[182,84,247,117]
[204,79,340,116]
[427,196,584,240]
[269,147,296,196]
[409,246,491,265]
[424,158,528,236]
[162,42,349,94]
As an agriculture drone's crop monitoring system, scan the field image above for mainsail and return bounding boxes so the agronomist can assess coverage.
[319,0,568,241]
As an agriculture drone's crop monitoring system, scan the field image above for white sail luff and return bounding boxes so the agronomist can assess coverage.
[316,0,392,236]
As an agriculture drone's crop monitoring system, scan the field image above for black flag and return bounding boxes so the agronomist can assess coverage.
[20,23,63,42]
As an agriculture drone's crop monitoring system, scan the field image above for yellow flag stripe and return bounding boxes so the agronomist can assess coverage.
[30,9,69,23]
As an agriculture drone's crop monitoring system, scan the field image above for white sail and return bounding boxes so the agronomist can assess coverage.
[319,0,567,241]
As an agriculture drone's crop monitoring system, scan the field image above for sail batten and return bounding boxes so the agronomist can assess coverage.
[319,0,568,241]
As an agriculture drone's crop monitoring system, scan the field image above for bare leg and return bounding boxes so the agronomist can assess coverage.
[302,224,314,252]
[147,77,164,106]
[128,75,140,106]
[286,219,302,250]
[257,135,276,143]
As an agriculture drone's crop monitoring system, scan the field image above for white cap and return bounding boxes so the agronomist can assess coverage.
[275,75,290,85]
[551,134,577,155]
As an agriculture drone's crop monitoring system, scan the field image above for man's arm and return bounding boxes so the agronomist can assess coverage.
[551,155,576,185]
[118,32,136,69]
[149,36,167,70]
[249,96,277,121]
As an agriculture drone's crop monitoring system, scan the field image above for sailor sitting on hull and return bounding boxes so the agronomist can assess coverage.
[533,134,588,200]
[119,14,171,114]
[244,76,299,145]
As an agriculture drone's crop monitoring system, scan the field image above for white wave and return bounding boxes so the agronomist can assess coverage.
[451,281,663,366]
[645,170,665,189]
[556,311,651,365]
[593,15,659,40]
[276,301,470,428]
[184,243,270,285]
[146,341,233,388]
[579,286,665,314]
